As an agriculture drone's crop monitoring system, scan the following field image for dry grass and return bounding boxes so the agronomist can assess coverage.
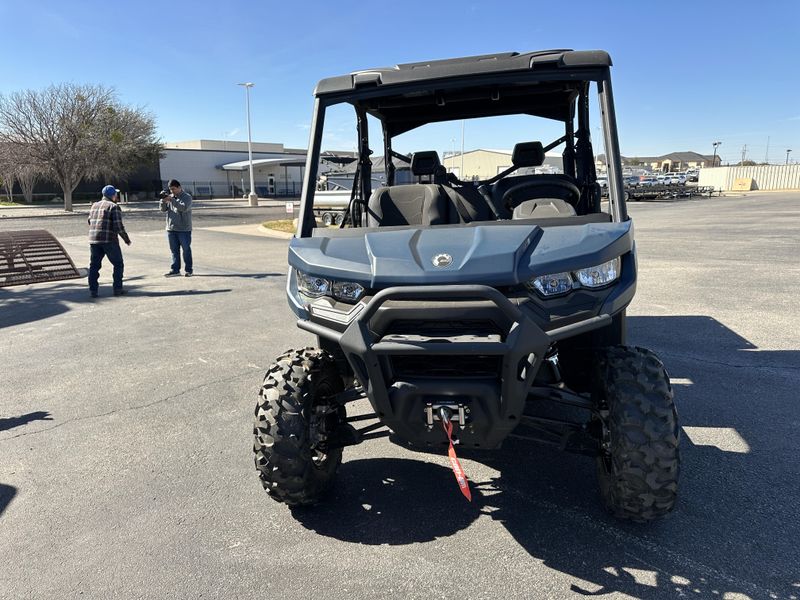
[262,218,342,232]
[261,219,296,233]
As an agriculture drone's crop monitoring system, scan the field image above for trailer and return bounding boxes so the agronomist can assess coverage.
[313,187,350,225]
[626,184,706,201]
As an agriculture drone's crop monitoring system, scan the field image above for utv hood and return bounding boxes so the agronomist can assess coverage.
[288,221,633,288]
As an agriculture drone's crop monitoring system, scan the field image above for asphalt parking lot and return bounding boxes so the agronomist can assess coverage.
[1,193,799,599]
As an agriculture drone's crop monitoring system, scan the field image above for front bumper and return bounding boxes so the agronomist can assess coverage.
[298,285,611,448]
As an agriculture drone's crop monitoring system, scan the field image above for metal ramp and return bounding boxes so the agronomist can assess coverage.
[0,230,82,288]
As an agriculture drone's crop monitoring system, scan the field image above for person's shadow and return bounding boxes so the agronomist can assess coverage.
[292,315,800,599]
[0,279,234,328]
[109,285,232,298]
[0,411,53,433]
[0,484,16,518]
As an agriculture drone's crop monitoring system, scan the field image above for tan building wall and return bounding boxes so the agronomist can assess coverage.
[442,150,513,179]
[698,164,800,191]
[650,159,711,172]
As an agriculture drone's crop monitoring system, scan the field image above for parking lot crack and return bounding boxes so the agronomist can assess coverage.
[0,369,257,443]
[660,351,800,373]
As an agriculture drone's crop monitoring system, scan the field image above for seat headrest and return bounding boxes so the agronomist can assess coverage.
[411,151,441,176]
[512,142,545,167]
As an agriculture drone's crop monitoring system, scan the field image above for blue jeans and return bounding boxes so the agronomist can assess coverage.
[89,243,124,292]
[167,231,193,274]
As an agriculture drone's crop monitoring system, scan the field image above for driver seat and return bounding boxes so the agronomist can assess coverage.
[490,142,579,219]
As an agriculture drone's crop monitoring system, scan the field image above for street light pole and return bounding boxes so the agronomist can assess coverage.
[237,82,258,207]
[712,141,721,168]
[787,149,792,165]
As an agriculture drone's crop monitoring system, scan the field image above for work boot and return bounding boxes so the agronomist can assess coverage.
[164,271,180,277]
[113,289,127,296]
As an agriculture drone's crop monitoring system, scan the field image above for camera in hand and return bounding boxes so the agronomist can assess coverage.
[158,190,170,199]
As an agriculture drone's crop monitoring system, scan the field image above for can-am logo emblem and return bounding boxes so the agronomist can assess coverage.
[432,253,453,268]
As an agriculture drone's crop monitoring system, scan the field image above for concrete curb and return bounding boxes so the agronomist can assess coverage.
[256,224,294,239]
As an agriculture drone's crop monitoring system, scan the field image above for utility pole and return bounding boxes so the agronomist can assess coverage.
[787,149,793,165]
[711,141,721,168]
[237,82,258,207]
[741,144,747,165]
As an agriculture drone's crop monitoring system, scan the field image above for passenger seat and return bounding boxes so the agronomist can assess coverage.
[366,152,448,227]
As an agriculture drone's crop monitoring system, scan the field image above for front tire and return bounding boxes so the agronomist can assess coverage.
[595,346,680,521]
[253,348,345,506]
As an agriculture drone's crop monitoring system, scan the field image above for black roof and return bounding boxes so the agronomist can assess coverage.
[314,50,612,96]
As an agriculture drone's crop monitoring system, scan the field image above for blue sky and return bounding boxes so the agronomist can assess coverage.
[2,0,798,163]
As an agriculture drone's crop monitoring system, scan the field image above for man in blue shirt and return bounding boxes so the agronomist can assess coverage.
[88,185,131,297]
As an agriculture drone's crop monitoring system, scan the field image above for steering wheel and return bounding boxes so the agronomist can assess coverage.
[501,179,581,210]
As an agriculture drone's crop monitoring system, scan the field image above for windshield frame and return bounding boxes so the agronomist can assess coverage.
[297,67,627,237]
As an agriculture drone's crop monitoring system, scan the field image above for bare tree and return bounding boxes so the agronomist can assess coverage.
[0,141,43,203]
[0,143,16,202]
[0,170,13,202]
[0,83,160,211]
[16,162,39,203]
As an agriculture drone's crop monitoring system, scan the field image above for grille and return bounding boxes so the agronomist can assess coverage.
[391,354,502,378]
[383,319,504,379]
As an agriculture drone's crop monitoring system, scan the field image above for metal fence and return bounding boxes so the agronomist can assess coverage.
[158,180,301,200]
[1,180,303,204]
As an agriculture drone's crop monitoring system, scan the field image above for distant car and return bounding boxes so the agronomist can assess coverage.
[624,176,640,187]
[639,177,658,186]
[686,170,699,182]
[662,173,686,185]
[597,176,608,188]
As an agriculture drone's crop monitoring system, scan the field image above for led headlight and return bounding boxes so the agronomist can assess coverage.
[296,270,365,304]
[575,257,621,288]
[526,257,622,298]
[297,271,330,297]
[526,272,573,297]
[332,280,365,302]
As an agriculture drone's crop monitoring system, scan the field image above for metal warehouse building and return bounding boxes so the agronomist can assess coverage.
[159,139,307,198]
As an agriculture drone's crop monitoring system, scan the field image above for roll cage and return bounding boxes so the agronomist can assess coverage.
[297,50,628,237]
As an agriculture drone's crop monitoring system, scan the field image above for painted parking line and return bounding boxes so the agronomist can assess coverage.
[682,426,751,453]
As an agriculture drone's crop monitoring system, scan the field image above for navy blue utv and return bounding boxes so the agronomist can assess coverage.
[253,50,680,521]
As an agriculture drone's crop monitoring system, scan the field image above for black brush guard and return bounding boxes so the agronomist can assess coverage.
[300,285,611,448]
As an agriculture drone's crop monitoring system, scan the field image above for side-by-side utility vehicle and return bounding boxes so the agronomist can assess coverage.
[253,50,680,521]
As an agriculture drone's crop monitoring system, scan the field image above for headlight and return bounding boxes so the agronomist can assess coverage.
[332,280,365,302]
[296,270,365,303]
[526,272,573,297]
[575,257,621,288]
[297,271,330,297]
[526,257,622,298]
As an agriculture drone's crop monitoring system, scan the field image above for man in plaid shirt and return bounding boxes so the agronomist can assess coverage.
[88,185,132,297]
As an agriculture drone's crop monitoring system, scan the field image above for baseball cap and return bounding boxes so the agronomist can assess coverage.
[101,185,117,198]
